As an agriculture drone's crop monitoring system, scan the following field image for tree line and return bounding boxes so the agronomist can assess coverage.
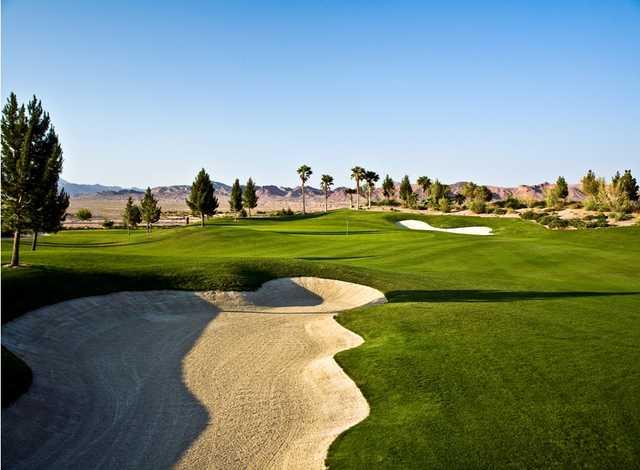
[1,94,69,267]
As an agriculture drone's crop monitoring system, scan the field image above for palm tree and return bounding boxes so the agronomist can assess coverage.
[417,176,431,199]
[350,166,366,210]
[345,188,357,208]
[364,170,380,209]
[320,174,334,213]
[297,165,313,214]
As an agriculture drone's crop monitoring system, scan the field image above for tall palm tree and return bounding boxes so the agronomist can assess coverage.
[364,170,380,209]
[350,166,366,210]
[297,165,313,214]
[320,174,334,213]
[417,176,431,199]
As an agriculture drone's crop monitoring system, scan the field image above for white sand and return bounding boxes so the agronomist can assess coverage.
[396,219,493,236]
[1,278,385,469]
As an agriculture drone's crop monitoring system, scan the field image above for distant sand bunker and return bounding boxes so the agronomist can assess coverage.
[1,278,385,469]
[396,219,493,236]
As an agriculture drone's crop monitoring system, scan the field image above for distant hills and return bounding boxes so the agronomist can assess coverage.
[63,178,586,219]
[62,178,584,202]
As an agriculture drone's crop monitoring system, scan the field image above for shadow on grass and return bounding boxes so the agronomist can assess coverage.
[274,230,381,236]
[296,255,377,261]
[386,290,640,303]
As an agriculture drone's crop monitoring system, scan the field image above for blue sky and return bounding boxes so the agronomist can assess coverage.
[2,0,639,187]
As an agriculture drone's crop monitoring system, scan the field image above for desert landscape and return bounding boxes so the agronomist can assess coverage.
[2,1,640,469]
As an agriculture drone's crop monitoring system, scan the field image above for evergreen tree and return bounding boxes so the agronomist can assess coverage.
[29,124,69,250]
[186,168,218,226]
[382,175,395,200]
[2,93,68,264]
[581,170,599,196]
[123,196,142,235]
[416,176,431,198]
[399,175,413,207]
[242,177,258,216]
[555,176,569,204]
[297,165,312,214]
[615,170,639,202]
[429,180,449,208]
[320,174,334,212]
[140,187,161,232]
[229,178,243,216]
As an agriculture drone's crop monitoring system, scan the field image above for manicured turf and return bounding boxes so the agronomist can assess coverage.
[2,210,640,467]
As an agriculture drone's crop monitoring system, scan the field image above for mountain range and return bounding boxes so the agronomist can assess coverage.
[62,178,585,219]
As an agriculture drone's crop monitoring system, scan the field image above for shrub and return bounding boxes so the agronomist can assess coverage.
[494,208,507,215]
[76,208,92,220]
[469,198,486,213]
[503,195,524,210]
[438,197,451,213]
[239,208,248,218]
[520,210,541,221]
[567,218,586,229]
[276,208,294,216]
[102,219,114,228]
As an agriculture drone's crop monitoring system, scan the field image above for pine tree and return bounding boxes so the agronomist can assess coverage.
[141,187,161,232]
[229,178,243,217]
[382,175,395,200]
[399,175,413,207]
[320,174,334,212]
[28,117,69,250]
[615,170,639,202]
[2,94,68,264]
[243,177,258,216]
[581,170,599,196]
[297,165,312,214]
[186,168,218,226]
[555,176,569,205]
[123,196,142,235]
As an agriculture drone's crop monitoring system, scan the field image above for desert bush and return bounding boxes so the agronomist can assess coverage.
[275,208,294,216]
[503,195,525,210]
[102,219,114,228]
[494,208,507,215]
[520,210,541,221]
[583,213,609,228]
[469,198,486,214]
[567,218,586,229]
[76,208,92,220]
[438,197,451,213]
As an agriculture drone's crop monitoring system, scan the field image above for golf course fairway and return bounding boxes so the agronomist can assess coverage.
[2,210,640,468]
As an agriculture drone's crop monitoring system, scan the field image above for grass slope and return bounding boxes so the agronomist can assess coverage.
[2,210,639,467]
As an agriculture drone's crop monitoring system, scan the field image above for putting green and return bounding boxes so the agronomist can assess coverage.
[2,210,640,468]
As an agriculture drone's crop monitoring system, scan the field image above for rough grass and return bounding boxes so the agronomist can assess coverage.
[2,210,640,467]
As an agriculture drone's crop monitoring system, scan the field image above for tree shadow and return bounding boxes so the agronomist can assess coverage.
[273,230,380,235]
[296,255,377,261]
[386,290,640,303]
[1,292,217,469]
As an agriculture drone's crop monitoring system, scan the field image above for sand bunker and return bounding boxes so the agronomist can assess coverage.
[2,278,385,469]
[396,219,493,236]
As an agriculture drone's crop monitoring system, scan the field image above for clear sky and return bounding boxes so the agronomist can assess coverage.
[2,0,639,188]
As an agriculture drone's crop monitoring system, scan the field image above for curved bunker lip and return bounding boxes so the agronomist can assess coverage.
[200,276,387,313]
[396,219,493,236]
[2,278,386,470]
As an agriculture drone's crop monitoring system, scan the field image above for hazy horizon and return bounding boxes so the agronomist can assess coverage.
[3,1,639,188]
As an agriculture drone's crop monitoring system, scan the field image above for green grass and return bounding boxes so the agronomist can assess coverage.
[2,210,640,467]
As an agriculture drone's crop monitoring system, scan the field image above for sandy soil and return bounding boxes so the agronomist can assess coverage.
[2,279,385,469]
[396,219,493,236]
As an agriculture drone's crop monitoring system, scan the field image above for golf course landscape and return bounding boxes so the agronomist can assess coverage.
[3,210,639,468]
